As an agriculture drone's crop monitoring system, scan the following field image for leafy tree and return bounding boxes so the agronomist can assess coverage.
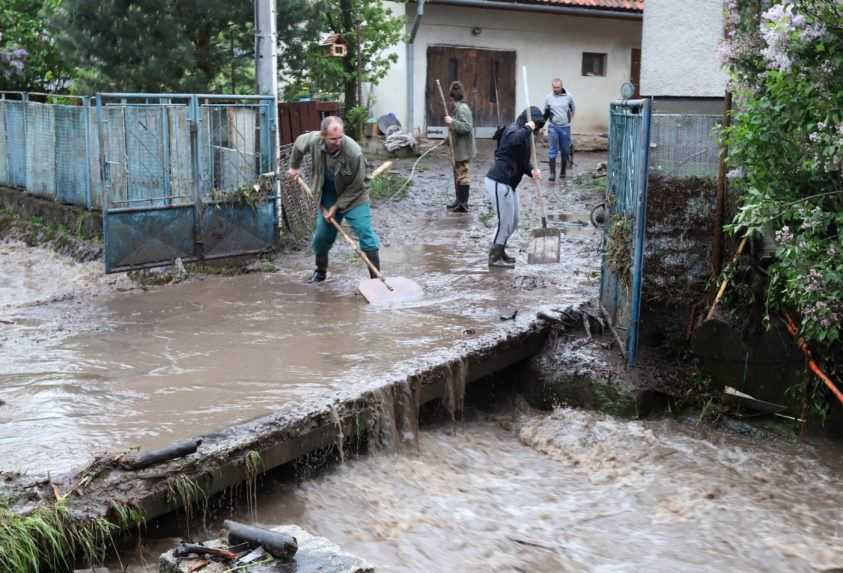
[0,0,73,91]
[284,0,404,136]
[56,0,255,93]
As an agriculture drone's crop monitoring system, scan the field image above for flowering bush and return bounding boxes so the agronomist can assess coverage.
[724,0,843,347]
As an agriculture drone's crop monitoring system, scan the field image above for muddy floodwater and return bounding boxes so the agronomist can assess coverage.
[250,411,843,572]
[121,407,843,573]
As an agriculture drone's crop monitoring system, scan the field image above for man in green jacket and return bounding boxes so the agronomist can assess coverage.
[444,81,476,212]
[287,116,381,283]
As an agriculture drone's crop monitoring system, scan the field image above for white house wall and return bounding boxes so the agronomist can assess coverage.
[640,0,727,97]
[369,3,642,136]
[364,1,407,125]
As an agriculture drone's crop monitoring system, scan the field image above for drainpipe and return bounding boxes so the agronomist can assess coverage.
[406,0,425,135]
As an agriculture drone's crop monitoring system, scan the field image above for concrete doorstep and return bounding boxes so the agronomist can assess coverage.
[159,525,374,573]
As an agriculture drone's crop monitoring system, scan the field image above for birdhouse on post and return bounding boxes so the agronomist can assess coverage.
[320,33,348,58]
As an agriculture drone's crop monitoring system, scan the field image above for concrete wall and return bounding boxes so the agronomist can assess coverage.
[640,0,727,97]
[368,3,642,136]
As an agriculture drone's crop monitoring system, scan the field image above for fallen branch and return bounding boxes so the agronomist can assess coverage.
[783,312,843,407]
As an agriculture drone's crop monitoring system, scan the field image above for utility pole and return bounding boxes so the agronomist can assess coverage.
[255,0,279,101]
[255,0,281,215]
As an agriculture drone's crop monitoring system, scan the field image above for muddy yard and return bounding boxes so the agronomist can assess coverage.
[0,140,602,476]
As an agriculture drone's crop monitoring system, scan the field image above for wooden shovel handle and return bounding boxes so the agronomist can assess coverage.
[295,174,393,292]
[435,79,455,167]
[369,160,393,180]
[529,131,549,228]
[328,216,393,291]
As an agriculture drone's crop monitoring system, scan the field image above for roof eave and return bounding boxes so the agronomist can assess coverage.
[425,0,643,20]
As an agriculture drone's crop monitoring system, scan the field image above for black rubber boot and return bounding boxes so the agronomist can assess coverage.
[446,178,460,210]
[488,245,515,268]
[560,159,567,179]
[453,185,470,213]
[501,246,516,264]
[548,158,557,182]
[363,249,381,279]
[307,253,328,283]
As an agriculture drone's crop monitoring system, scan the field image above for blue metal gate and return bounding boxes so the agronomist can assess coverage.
[97,93,278,273]
[600,98,652,366]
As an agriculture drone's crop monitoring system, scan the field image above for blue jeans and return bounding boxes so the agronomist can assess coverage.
[548,124,572,163]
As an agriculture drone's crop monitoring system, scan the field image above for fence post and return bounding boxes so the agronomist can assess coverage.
[627,98,653,367]
[189,95,203,259]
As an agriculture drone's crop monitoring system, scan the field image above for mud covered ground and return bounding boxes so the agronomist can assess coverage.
[0,139,604,484]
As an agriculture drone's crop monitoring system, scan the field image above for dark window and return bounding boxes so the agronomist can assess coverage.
[448,58,459,84]
[582,52,607,77]
[490,60,499,102]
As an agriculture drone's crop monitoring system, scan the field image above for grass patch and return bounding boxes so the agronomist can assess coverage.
[166,475,207,534]
[244,450,264,520]
[0,501,119,573]
[368,174,406,202]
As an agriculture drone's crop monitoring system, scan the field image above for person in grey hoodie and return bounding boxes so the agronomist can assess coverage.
[543,78,575,182]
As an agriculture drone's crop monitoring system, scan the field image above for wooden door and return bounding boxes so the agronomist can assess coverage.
[425,46,516,138]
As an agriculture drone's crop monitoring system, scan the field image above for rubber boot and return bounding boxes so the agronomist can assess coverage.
[548,158,556,182]
[453,185,470,213]
[307,253,328,283]
[500,246,516,264]
[363,249,381,279]
[488,245,515,268]
[560,158,567,179]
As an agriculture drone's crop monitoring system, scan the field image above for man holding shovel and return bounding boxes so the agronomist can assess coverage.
[443,81,476,212]
[287,116,381,283]
[484,106,545,267]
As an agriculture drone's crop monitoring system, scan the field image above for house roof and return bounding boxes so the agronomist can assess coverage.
[499,0,643,11]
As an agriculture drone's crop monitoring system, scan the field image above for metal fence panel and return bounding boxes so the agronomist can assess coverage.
[600,99,652,367]
[54,105,91,207]
[25,102,56,199]
[101,105,128,206]
[88,108,103,210]
[650,114,720,178]
[124,106,167,206]
[168,106,193,206]
[201,201,277,260]
[207,105,260,193]
[104,206,196,272]
[6,101,27,188]
[0,101,8,186]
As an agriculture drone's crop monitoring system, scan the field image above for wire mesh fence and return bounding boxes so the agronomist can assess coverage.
[649,114,721,179]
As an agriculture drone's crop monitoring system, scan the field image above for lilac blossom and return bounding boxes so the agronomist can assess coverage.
[775,225,794,243]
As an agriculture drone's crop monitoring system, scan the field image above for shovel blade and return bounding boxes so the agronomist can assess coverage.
[527,228,561,264]
[358,276,424,305]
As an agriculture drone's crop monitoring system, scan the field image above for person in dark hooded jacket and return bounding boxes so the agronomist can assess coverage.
[484,106,545,267]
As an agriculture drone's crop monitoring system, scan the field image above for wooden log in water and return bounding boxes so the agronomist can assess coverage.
[121,438,202,470]
[224,520,298,561]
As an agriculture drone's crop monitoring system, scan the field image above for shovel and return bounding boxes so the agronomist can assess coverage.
[295,164,424,305]
[522,65,561,265]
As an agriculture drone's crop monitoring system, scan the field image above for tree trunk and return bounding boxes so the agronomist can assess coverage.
[340,0,360,138]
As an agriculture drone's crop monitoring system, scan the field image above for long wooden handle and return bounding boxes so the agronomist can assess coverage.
[328,217,393,291]
[522,65,548,229]
[369,160,393,179]
[705,236,748,321]
[435,79,455,166]
[294,176,392,291]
